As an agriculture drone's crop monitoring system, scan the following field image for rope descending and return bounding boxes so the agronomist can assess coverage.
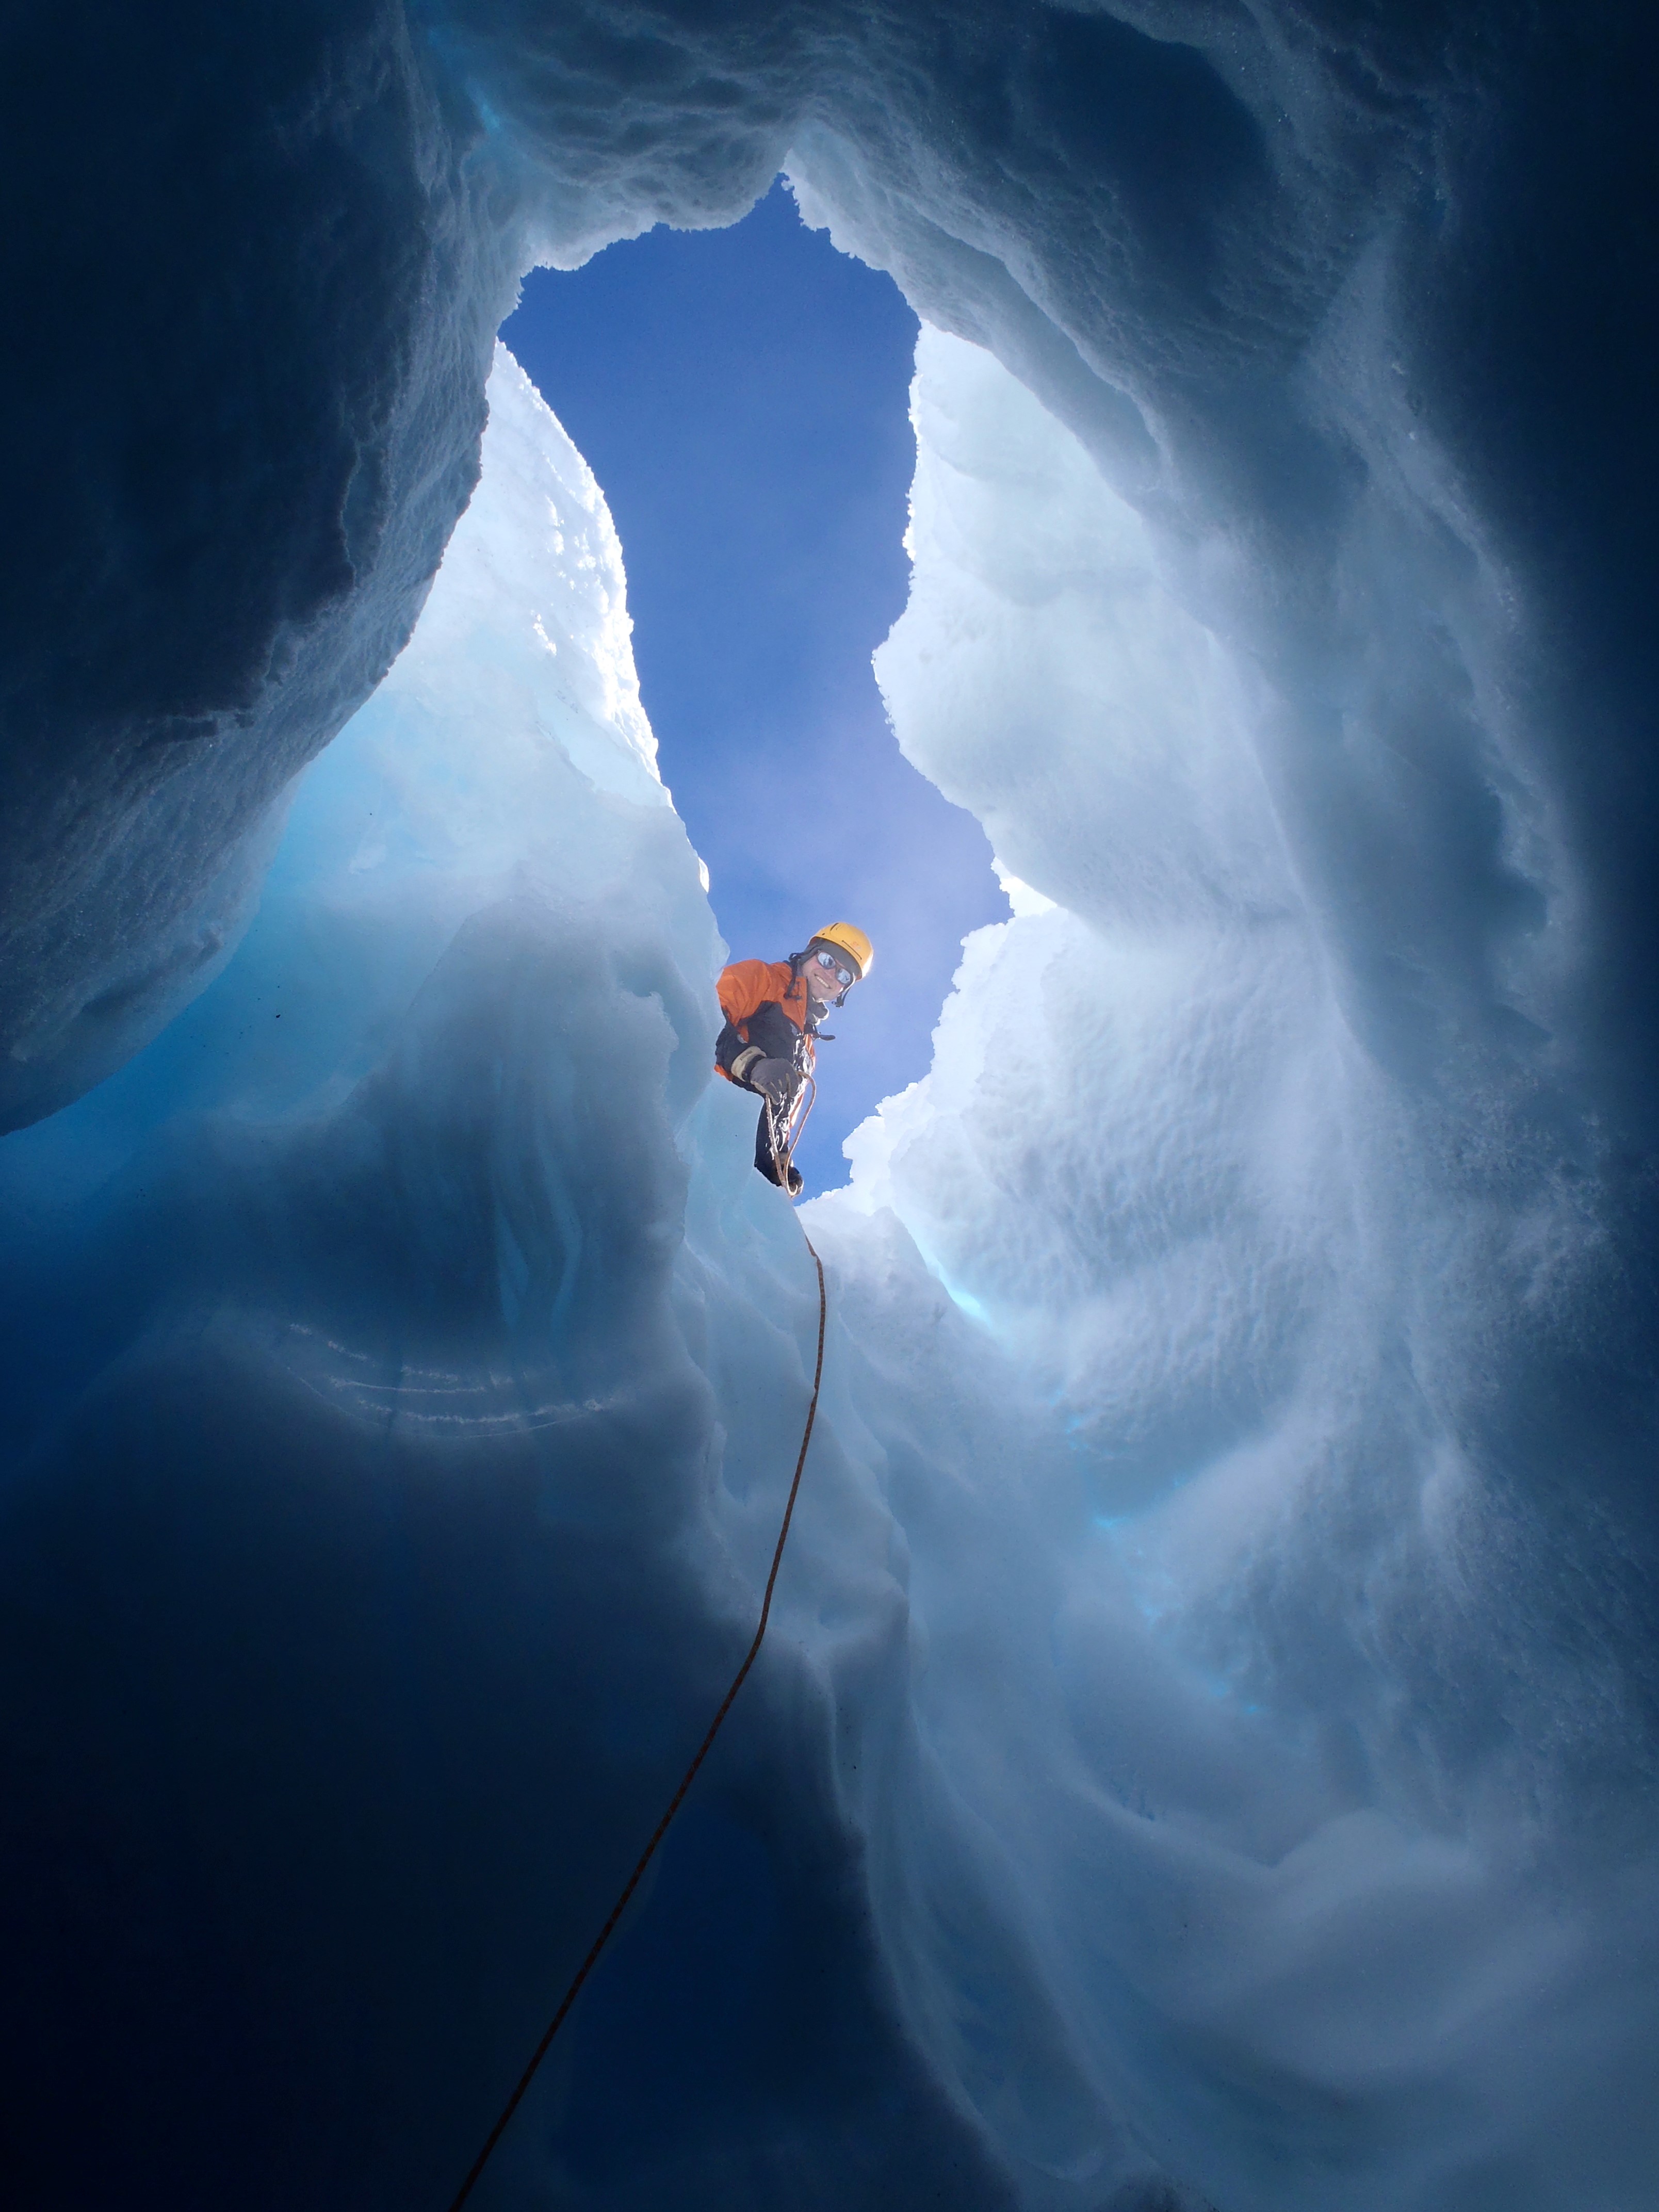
[444,1236,830,2210]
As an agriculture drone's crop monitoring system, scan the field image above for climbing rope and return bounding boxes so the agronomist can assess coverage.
[444,1231,829,2211]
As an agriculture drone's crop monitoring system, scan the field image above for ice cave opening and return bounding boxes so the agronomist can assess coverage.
[4,8,1659,2211]
[497,178,1010,1192]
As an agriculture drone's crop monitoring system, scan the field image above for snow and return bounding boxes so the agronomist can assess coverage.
[17,2,1655,1156]
[818,332,1659,2206]
[6,5,1659,2207]
[8,326,1659,2210]
[0,2,516,1129]
[0,349,1020,2208]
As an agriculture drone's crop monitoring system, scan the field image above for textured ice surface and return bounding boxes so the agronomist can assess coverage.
[0,1,518,1127]
[819,333,1659,2207]
[0,350,1043,2210]
[8,329,1659,2209]
[10,3,1656,1144]
[6,6,1659,2208]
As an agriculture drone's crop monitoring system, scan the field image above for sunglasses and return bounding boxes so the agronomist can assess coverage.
[812,949,856,989]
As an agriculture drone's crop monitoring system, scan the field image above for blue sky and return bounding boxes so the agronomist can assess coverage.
[500,181,1006,1191]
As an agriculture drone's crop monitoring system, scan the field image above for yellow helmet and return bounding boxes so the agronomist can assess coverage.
[810,921,872,981]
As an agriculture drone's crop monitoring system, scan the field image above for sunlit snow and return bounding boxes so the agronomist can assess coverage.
[7,322,1656,2209]
[6,8,1659,2201]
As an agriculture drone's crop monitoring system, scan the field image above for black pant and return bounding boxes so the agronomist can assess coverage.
[754,1100,787,1184]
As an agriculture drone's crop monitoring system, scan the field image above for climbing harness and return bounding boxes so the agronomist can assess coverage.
[444,1232,829,2211]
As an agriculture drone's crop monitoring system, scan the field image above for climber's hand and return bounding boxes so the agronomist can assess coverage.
[749,1055,798,1107]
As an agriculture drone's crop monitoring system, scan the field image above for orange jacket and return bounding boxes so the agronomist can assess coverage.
[714,958,815,1085]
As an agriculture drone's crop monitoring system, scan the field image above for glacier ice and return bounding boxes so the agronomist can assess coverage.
[5,5,1659,2208]
[820,331,1659,2206]
[10,3,1656,1148]
[0,0,518,1129]
[0,348,1022,2209]
[7,323,1659,2208]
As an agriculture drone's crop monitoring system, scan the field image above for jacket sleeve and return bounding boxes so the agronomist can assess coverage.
[715,1018,763,1085]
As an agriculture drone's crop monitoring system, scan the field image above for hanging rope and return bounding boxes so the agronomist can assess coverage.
[444,1230,829,2211]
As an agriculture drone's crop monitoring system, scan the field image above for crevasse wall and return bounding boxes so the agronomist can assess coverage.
[5,4,1659,2207]
[5,326,1657,2207]
[10,4,1655,1150]
[0,0,517,1128]
[818,330,1659,2207]
[0,349,1035,2209]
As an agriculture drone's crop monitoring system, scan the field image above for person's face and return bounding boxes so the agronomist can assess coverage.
[805,947,856,1004]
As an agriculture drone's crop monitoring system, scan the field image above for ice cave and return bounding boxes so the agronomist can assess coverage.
[3,5,1658,2207]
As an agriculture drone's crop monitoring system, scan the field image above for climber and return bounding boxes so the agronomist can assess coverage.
[715,923,872,1196]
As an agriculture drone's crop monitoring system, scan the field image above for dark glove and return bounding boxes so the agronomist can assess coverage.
[747,1055,799,1107]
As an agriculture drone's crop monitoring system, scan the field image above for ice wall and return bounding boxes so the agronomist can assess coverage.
[0,350,1025,2210]
[5,5,1659,2207]
[10,3,1656,1152]
[7,328,1658,2209]
[812,331,1659,2207]
[0,0,518,1129]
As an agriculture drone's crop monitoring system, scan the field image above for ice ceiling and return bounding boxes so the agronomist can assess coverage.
[3,5,1658,2208]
